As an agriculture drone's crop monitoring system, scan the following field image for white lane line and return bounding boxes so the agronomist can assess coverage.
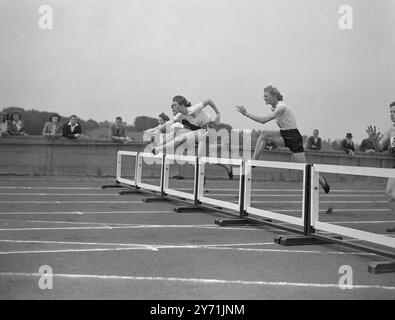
[0,239,377,256]
[185,188,384,193]
[0,218,128,227]
[272,209,391,213]
[252,201,389,204]
[0,224,264,232]
[0,187,385,193]
[0,193,124,196]
[0,201,145,204]
[0,211,174,215]
[203,246,375,256]
[0,272,394,290]
[0,247,159,254]
[0,246,374,256]
[0,187,101,190]
[211,194,385,198]
[330,220,395,225]
[0,193,386,198]
[0,240,274,248]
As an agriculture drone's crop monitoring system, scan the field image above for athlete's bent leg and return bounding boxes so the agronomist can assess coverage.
[291,152,330,193]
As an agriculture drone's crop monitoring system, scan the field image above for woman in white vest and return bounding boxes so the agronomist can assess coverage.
[153,95,233,179]
[236,85,330,193]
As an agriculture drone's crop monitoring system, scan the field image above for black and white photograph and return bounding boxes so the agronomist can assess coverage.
[0,0,394,305]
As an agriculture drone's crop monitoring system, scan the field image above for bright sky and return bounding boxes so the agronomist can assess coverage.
[1,0,394,142]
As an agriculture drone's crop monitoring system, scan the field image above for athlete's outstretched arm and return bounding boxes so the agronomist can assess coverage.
[202,99,221,123]
[235,105,276,125]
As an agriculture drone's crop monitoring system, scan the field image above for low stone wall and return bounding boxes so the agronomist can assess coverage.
[0,136,393,182]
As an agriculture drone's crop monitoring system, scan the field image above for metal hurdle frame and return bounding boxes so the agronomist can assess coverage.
[163,154,198,201]
[102,151,139,191]
[309,164,395,273]
[245,160,307,226]
[198,157,245,212]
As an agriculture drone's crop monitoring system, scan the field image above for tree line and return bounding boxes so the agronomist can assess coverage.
[0,107,234,136]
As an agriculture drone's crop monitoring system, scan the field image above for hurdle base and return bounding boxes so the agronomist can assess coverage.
[368,261,395,274]
[174,206,215,213]
[275,235,343,246]
[143,196,173,203]
[119,188,142,195]
[215,218,265,226]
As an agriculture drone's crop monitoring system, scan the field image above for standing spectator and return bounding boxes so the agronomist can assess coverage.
[8,112,27,136]
[109,116,132,143]
[360,131,376,153]
[0,112,9,137]
[340,133,355,155]
[306,129,322,151]
[42,114,63,139]
[62,115,83,140]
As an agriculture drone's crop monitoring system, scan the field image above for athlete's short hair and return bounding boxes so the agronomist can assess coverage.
[390,101,395,107]
[264,86,283,101]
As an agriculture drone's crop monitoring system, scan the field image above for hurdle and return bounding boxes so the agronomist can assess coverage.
[134,152,175,203]
[309,164,395,273]
[101,151,140,193]
[241,160,339,244]
[104,150,395,272]
[162,154,214,213]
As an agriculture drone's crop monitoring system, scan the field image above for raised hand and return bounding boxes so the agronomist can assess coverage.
[366,125,381,140]
[235,105,248,116]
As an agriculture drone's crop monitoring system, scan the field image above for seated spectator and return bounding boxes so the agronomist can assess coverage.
[62,115,84,139]
[264,139,278,150]
[0,112,9,137]
[306,129,322,151]
[42,114,63,139]
[340,133,355,155]
[360,131,376,153]
[8,112,27,136]
[109,116,132,143]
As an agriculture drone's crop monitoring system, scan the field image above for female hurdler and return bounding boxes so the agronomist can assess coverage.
[235,85,330,193]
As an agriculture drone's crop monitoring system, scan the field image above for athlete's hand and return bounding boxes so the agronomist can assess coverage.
[235,105,248,116]
[366,125,381,140]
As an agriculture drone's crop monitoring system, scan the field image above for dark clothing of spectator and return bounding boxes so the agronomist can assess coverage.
[62,122,82,139]
[340,139,355,154]
[8,120,26,135]
[359,139,376,152]
[306,136,322,150]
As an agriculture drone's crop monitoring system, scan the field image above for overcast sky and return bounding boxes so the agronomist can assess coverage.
[1,0,394,142]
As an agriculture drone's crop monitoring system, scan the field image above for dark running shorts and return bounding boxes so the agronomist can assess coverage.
[280,129,304,153]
